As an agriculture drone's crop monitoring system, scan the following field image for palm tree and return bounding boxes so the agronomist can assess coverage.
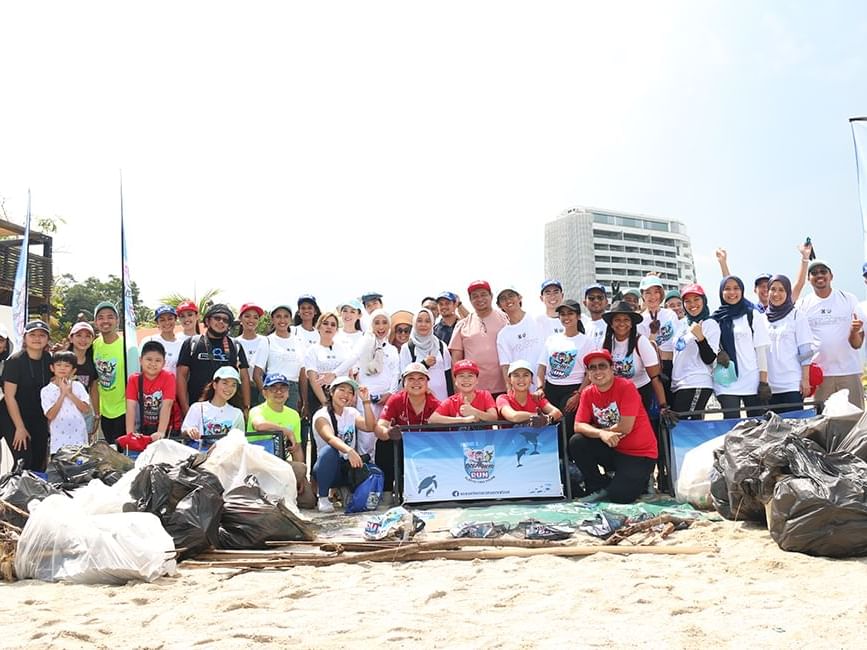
[159,288,222,315]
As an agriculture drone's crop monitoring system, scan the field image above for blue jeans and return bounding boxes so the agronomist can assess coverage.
[769,391,803,414]
[312,445,348,497]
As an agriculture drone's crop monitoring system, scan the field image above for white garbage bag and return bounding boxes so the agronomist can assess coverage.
[71,478,135,514]
[15,494,176,584]
[134,439,198,469]
[202,429,299,511]
[823,389,864,418]
[675,433,727,509]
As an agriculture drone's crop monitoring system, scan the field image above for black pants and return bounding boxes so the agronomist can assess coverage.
[3,428,49,473]
[568,435,656,503]
[717,394,764,419]
[672,388,714,420]
[375,438,396,493]
[544,381,579,451]
[100,415,125,445]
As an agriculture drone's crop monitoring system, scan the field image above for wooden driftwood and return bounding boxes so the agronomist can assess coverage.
[604,515,692,546]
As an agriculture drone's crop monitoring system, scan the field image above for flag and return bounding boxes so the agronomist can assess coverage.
[10,190,31,351]
[850,117,867,264]
[120,175,140,378]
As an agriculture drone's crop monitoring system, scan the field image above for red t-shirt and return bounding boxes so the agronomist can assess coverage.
[380,391,440,426]
[576,376,657,459]
[125,370,176,431]
[435,390,496,417]
[496,392,550,415]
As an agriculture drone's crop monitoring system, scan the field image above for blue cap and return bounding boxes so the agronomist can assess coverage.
[263,372,291,388]
[154,305,177,319]
[360,292,383,304]
[754,273,772,286]
[338,299,363,311]
[297,294,318,307]
[436,291,458,303]
[583,283,607,297]
[540,279,562,293]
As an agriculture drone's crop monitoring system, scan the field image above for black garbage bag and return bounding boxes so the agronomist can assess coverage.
[764,433,867,557]
[217,476,315,549]
[46,442,134,489]
[162,487,224,558]
[0,460,62,527]
[801,411,867,462]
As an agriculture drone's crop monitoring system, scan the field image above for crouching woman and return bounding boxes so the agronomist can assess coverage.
[570,349,658,504]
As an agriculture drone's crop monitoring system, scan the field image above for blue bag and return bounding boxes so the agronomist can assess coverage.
[345,464,384,514]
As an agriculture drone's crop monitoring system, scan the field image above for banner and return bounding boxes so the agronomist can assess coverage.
[10,190,31,351]
[850,117,867,263]
[120,177,139,378]
[402,424,563,503]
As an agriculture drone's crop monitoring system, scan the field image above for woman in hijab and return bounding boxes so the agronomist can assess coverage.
[399,307,453,400]
[765,274,813,413]
[711,276,771,418]
[671,284,720,419]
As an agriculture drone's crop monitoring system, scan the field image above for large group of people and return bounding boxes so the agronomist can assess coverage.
[1,240,865,508]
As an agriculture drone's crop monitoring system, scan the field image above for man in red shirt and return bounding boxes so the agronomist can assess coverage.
[572,349,658,503]
[429,360,498,424]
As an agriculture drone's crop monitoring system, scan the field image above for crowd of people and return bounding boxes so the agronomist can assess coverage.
[1,240,865,509]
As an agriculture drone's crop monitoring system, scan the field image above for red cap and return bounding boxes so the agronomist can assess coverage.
[467,280,492,295]
[115,433,153,453]
[239,302,264,317]
[453,359,480,376]
[680,284,705,299]
[583,349,613,367]
[176,300,199,314]
[807,363,824,397]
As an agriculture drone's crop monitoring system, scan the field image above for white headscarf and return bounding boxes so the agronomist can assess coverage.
[409,308,439,358]
[360,308,391,375]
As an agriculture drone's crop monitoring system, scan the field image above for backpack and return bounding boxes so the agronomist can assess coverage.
[345,464,384,513]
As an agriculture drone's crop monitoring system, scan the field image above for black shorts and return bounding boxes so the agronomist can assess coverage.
[100,415,125,445]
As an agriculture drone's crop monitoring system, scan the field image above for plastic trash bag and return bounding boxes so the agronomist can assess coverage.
[345,464,384,514]
[134,439,198,469]
[0,461,62,527]
[365,506,426,540]
[46,442,134,489]
[449,521,510,539]
[71,478,135,515]
[512,519,577,540]
[578,511,628,539]
[202,430,298,511]
[675,434,727,509]
[0,438,13,476]
[822,389,864,418]
[217,476,315,549]
[15,494,176,584]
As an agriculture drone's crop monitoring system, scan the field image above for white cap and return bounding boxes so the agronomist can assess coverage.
[507,360,534,376]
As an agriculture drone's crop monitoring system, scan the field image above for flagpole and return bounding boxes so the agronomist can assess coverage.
[120,172,127,383]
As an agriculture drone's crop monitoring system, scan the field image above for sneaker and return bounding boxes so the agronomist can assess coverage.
[317,496,335,513]
[576,488,609,503]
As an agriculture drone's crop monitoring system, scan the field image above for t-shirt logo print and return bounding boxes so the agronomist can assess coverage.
[656,321,675,346]
[204,419,234,437]
[143,390,163,424]
[548,351,577,380]
[95,358,117,389]
[613,354,635,379]
[592,401,621,429]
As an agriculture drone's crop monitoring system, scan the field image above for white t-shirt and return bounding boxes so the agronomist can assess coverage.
[357,342,401,396]
[535,313,564,339]
[303,342,349,377]
[580,316,608,351]
[713,312,771,396]
[638,308,679,353]
[672,319,721,391]
[538,332,592,386]
[254,333,306,382]
[497,313,544,390]
[767,310,813,393]
[335,330,364,353]
[234,335,266,379]
[141,334,184,374]
[181,400,245,438]
[41,381,90,453]
[399,339,453,401]
[611,335,659,389]
[293,325,320,347]
[312,406,359,459]
[797,290,866,377]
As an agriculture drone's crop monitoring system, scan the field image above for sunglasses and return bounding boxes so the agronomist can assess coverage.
[209,315,230,324]
[587,363,611,372]
[585,294,606,301]
[395,326,411,335]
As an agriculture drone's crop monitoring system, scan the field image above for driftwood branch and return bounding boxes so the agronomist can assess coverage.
[604,515,692,546]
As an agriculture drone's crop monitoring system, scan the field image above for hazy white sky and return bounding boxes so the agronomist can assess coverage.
[2,1,867,316]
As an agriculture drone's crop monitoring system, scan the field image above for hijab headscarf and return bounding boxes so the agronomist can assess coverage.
[764,274,795,323]
[360,308,390,375]
[409,308,439,359]
[710,276,754,374]
[682,290,710,325]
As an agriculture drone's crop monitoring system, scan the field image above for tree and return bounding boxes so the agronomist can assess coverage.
[53,274,151,337]
[160,288,222,317]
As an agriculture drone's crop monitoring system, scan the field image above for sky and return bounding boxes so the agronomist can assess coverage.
[2,1,867,318]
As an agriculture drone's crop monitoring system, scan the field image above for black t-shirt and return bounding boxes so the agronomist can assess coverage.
[177,334,248,403]
[434,321,455,346]
[2,350,52,429]
[74,351,98,391]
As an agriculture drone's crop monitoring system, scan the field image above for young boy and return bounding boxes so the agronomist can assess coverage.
[429,359,498,424]
[41,351,91,453]
[125,341,175,440]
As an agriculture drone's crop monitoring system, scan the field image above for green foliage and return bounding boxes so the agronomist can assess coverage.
[52,274,150,338]
[159,288,222,316]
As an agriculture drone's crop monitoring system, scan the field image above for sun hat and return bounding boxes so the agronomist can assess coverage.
[601,301,643,327]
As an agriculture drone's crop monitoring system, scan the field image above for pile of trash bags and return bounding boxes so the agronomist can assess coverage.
[710,408,867,557]
[1,429,315,583]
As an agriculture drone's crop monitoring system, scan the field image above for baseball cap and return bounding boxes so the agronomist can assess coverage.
[70,322,94,336]
[338,299,363,311]
[664,289,681,302]
[154,305,177,320]
[93,301,118,318]
[360,292,382,304]
[329,376,359,393]
[239,302,264,317]
[297,294,318,307]
[401,362,430,381]
[467,280,492,295]
[554,299,582,314]
[808,259,832,274]
[540,279,562,293]
[639,276,664,291]
[583,349,613,367]
[176,299,198,314]
[270,304,294,316]
[205,303,235,322]
[496,285,521,302]
[436,291,458,303]
[263,372,290,388]
[507,360,534,376]
[583,283,607,297]
[452,359,480,376]
[213,366,241,382]
[24,320,50,335]
[624,288,641,299]
[680,283,706,299]
[754,273,772,287]
[115,433,153,453]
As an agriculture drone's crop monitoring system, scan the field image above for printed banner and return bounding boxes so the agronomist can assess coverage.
[120,181,139,377]
[402,425,563,503]
[10,190,31,351]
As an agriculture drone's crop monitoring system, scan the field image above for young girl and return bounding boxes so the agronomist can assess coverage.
[181,366,245,441]
[67,322,99,441]
[497,360,562,424]
[311,377,376,513]
[235,302,266,407]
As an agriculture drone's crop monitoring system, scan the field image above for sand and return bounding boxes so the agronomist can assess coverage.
[2,506,867,650]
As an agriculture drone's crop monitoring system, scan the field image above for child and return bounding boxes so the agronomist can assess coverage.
[497,360,563,425]
[429,359,498,424]
[182,366,245,440]
[125,341,175,440]
[41,350,91,453]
